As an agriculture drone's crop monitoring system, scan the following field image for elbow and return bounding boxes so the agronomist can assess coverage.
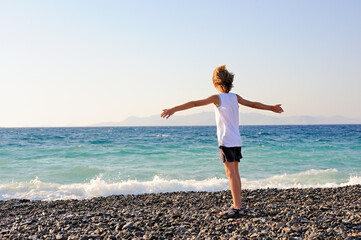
[249,102,257,108]
[189,101,198,107]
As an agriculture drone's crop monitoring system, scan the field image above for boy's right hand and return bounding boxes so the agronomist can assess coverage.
[161,108,175,119]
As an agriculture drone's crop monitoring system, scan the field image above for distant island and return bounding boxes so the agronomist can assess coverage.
[92,112,361,127]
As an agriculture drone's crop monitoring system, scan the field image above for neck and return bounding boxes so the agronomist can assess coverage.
[215,86,227,93]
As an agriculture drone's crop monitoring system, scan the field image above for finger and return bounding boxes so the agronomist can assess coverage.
[161,112,169,119]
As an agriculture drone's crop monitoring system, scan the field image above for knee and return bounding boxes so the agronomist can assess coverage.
[225,168,231,178]
[225,168,236,179]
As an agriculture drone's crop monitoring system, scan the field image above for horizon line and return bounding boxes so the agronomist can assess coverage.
[1,123,361,129]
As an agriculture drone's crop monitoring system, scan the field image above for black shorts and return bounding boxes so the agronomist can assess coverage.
[219,146,242,163]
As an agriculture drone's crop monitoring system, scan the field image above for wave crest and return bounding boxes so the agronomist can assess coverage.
[1,169,360,201]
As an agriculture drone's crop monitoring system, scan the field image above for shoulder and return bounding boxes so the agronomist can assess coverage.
[228,92,241,100]
[232,93,244,104]
[208,94,220,106]
[233,93,242,100]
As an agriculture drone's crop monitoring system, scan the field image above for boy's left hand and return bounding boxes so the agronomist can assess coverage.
[273,104,284,113]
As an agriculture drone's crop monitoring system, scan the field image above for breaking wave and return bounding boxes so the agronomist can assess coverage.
[1,169,360,201]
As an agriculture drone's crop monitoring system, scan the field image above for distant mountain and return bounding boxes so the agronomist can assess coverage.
[92,112,361,126]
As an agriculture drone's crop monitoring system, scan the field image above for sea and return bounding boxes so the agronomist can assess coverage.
[0,125,360,201]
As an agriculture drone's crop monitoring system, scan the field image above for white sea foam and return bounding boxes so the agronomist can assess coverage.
[0,169,360,201]
[244,169,356,189]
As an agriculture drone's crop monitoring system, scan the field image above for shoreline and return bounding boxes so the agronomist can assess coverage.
[1,185,360,239]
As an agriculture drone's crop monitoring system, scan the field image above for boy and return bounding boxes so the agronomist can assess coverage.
[161,65,283,218]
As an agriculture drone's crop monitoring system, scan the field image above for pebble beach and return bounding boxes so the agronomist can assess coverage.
[1,185,360,240]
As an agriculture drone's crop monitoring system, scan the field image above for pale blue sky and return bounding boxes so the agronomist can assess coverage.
[1,0,360,127]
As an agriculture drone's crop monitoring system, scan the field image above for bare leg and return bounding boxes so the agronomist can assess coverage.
[224,162,242,209]
[234,161,242,203]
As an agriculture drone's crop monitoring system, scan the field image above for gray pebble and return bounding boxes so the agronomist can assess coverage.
[122,221,134,230]
[56,234,64,240]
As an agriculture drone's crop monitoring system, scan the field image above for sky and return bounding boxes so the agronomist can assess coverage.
[1,0,360,127]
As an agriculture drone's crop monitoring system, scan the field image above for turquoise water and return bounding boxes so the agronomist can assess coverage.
[0,125,360,200]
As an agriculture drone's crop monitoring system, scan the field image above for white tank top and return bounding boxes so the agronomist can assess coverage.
[214,93,242,147]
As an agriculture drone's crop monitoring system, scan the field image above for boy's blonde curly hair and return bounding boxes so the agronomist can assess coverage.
[212,65,234,93]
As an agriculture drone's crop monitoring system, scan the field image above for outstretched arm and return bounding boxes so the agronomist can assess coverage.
[161,95,219,119]
[237,95,284,113]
